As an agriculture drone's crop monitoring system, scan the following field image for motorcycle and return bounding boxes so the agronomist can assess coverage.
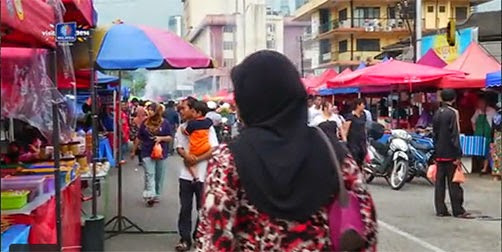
[220,117,232,143]
[364,129,411,190]
[407,132,434,184]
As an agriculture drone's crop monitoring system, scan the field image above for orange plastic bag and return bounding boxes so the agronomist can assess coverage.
[427,164,437,182]
[452,165,465,183]
[151,143,163,160]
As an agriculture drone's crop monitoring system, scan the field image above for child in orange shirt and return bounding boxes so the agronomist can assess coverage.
[183,101,213,181]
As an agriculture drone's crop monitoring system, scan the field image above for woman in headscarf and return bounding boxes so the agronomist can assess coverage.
[133,102,172,206]
[196,51,377,251]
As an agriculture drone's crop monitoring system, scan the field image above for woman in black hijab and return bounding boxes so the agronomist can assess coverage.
[196,51,377,251]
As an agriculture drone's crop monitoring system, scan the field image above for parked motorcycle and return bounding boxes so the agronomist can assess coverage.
[364,129,411,190]
[407,133,434,184]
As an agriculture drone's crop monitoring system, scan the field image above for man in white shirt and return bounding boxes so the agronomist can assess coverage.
[308,95,322,124]
[174,97,219,251]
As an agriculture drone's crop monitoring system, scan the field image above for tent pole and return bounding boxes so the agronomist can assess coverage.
[89,29,98,218]
[51,49,63,252]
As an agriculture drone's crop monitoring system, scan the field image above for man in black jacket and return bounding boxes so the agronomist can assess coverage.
[432,89,471,218]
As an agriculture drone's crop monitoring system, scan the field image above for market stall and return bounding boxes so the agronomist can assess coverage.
[1,0,91,250]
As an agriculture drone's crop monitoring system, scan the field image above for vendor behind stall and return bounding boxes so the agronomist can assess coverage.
[471,97,497,174]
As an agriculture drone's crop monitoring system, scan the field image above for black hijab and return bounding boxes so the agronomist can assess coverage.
[229,50,344,221]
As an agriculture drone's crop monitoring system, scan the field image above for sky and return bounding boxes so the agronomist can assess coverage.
[94,0,182,29]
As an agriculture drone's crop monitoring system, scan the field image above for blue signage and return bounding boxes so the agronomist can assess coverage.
[55,22,77,43]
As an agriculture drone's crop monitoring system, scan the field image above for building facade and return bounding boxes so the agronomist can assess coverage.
[183,0,308,93]
[293,0,488,72]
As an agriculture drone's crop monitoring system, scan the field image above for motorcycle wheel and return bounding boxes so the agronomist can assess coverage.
[389,159,409,190]
[363,165,375,183]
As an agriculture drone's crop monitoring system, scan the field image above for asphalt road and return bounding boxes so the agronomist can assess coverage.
[82,155,501,252]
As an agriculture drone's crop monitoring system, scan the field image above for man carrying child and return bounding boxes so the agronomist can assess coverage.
[174,97,219,251]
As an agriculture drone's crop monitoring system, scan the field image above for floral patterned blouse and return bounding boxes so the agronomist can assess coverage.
[196,144,377,252]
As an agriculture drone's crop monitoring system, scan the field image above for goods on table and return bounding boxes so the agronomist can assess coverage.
[1,190,29,210]
[76,154,89,173]
[1,177,45,202]
[83,162,110,177]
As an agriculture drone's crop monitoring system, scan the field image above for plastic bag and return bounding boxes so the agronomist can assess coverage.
[151,143,163,160]
[427,164,437,182]
[452,165,465,183]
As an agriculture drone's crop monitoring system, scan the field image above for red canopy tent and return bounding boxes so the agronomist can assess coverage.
[314,68,352,92]
[62,0,95,27]
[0,0,56,48]
[439,43,501,89]
[327,59,463,90]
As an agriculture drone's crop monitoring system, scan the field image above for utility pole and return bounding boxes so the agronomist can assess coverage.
[415,0,422,62]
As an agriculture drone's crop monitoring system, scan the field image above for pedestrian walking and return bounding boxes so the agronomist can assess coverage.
[196,50,377,251]
[174,97,219,252]
[344,98,368,167]
[134,102,173,207]
[432,89,472,218]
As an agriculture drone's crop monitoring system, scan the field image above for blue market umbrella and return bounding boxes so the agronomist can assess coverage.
[95,24,214,70]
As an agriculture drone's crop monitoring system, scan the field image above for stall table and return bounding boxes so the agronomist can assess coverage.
[2,178,81,251]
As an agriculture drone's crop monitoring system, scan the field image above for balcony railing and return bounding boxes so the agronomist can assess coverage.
[319,18,410,34]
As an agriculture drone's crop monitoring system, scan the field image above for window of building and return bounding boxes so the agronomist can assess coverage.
[354,7,380,26]
[339,9,348,21]
[223,59,236,67]
[427,6,434,13]
[267,24,276,34]
[223,41,234,50]
[439,6,446,13]
[320,39,331,54]
[387,7,396,19]
[223,26,235,33]
[356,39,380,51]
[338,40,348,53]
[267,39,276,49]
[455,7,468,21]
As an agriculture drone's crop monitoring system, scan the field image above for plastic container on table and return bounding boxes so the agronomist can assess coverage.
[1,178,45,201]
[2,175,52,193]
[1,190,29,210]
[20,165,75,187]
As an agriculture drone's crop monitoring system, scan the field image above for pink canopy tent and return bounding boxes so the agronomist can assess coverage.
[327,59,464,89]
[314,68,352,92]
[439,43,501,89]
[417,49,447,68]
[302,69,338,94]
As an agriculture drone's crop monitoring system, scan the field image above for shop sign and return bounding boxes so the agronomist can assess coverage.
[56,22,77,44]
[42,23,90,45]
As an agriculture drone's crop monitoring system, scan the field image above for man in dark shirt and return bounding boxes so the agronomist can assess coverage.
[432,89,470,218]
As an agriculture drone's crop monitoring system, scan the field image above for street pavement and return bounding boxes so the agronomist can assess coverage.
[83,155,502,252]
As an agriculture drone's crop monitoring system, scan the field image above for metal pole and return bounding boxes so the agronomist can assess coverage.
[415,0,422,62]
[117,71,123,231]
[51,50,63,251]
[89,28,98,218]
[299,36,304,77]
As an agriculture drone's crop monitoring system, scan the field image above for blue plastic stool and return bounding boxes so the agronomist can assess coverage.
[98,137,115,167]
